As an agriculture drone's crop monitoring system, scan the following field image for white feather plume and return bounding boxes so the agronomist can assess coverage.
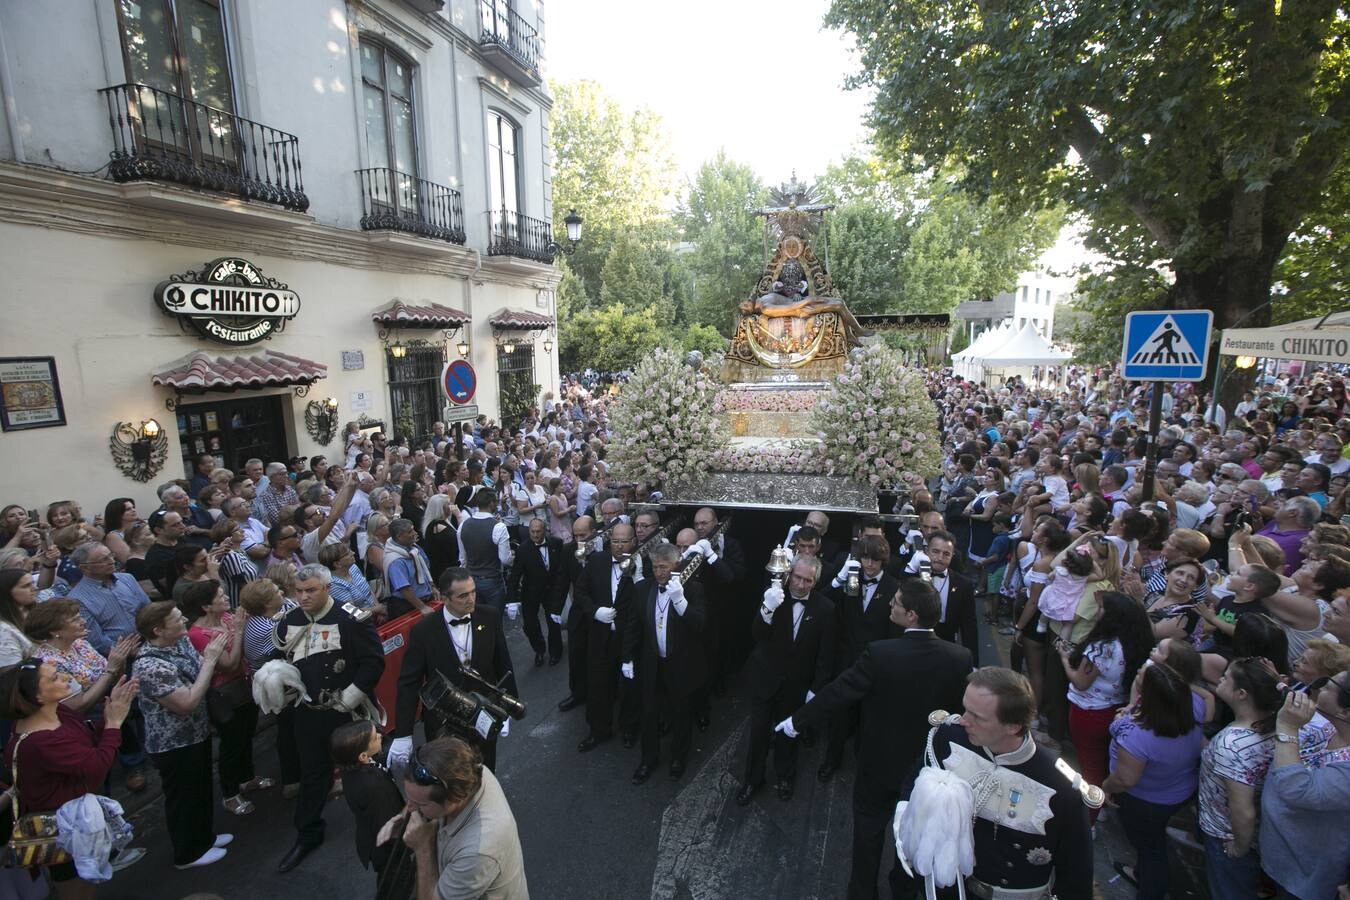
[252,660,309,714]
[894,766,976,888]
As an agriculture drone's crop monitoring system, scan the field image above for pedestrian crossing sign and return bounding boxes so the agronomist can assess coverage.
[1121,310,1213,382]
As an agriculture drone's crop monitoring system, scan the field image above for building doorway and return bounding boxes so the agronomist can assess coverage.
[175,394,288,477]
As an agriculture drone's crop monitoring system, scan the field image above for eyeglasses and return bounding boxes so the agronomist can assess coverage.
[410,745,446,791]
[1306,675,1350,707]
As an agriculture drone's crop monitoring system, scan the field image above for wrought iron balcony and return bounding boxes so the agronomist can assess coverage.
[99,83,308,212]
[487,210,555,264]
[357,168,466,244]
[478,1,541,86]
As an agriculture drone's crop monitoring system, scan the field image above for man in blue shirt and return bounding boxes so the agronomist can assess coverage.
[67,543,150,654]
[385,518,437,618]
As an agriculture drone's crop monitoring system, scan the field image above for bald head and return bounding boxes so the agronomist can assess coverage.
[609,523,636,561]
[675,528,698,553]
[693,507,720,539]
[573,515,595,544]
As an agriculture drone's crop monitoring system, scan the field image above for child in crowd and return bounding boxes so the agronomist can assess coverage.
[331,720,405,877]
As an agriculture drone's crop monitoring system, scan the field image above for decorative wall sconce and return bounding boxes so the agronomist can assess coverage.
[1234,355,1257,369]
[390,341,408,359]
[543,333,554,354]
[545,209,584,256]
[500,339,515,354]
[305,397,340,445]
[457,337,470,357]
[110,419,168,482]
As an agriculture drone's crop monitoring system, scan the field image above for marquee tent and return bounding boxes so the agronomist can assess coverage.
[974,322,1072,384]
[951,322,1012,380]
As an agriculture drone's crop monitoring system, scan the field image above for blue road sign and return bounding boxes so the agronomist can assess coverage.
[441,359,477,404]
[1121,310,1214,382]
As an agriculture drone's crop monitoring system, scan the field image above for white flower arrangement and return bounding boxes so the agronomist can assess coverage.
[607,348,728,486]
[712,439,828,474]
[715,390,821,413]
[810,344,943,487]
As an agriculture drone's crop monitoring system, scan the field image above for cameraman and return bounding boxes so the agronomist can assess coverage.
[401,736,527,900]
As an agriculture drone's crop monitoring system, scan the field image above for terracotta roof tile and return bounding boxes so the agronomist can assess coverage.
[371,299,471,328]
[488,308,554,330]
[151,350,327,392]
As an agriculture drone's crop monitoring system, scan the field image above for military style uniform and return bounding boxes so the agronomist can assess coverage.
[274,598,385,848]
[898,715,1094,900]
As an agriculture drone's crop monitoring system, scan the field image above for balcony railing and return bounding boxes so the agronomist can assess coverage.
[487,210,555,264]
[99,83,309,212]
[357,168,466,244]
[478,1,541,81]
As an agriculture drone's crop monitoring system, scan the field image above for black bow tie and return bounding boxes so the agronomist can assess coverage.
[862,577,880,586]
[448,617,471,627]
[535,542,547,549]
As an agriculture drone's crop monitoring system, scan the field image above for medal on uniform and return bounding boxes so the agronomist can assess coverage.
[333,658,346,674]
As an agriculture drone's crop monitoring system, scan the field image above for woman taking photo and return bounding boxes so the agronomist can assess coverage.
[208,518,257,611]
[1103,663,1204,898]
[179,580,266,817]
[0,660,139,898]
[1058,589,1154,818]
[25,599,138,716]
[131,601,231,869]
[0,569,38,667]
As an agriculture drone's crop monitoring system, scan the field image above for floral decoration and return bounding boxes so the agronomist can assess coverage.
[607,348,727,486]
[715,390,821,413]
[809,344,943,487]
[713,440,827,474]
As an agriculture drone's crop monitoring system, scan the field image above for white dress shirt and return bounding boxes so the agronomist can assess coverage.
[444,606,473,663]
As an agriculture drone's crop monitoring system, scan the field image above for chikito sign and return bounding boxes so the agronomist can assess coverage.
[155,258,301,345]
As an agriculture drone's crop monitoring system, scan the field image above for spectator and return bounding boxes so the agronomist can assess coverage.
[0,569,38,667]
[318,542,376,614]
[25,598,138,716]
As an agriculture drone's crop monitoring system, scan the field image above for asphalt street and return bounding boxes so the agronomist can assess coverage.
[93,609,1205,900]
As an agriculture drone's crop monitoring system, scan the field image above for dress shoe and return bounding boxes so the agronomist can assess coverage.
[817,762,839,783]
[776,778,794,801]
[577,733,608,753]
[696,712,710,732]
[558,695,582,712]
[621,732,637,749]
[549,654,563,666]
[669,758,686,780]
[176,847,227,870]
[735,782,762,806]
[631,764,654,785]
[534,651,546,667]
[277,839,321,873]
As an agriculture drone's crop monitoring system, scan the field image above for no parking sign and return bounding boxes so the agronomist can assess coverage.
[441,359,477,404]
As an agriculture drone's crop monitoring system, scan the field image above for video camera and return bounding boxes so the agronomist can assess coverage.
[419,665,525,744]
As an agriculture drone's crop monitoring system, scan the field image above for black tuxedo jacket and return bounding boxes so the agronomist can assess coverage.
[745,590,835,702]
[829,572,900,667]
[795,631,972,795]
[393,605,518,739]
[339,763,405,870]
[700,533,746,590]
[900,568,981,666]
[572,549,639,646]
[508,536,565,614]
[623,578,708,698]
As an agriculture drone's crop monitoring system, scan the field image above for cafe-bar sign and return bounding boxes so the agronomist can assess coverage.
[155,257,301,345]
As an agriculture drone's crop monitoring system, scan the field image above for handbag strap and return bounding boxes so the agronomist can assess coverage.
[10,731,30,820]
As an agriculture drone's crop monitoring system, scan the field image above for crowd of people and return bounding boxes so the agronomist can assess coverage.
[0,362,1346,898]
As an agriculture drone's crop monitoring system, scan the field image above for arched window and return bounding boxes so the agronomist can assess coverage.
[360,39,419,212]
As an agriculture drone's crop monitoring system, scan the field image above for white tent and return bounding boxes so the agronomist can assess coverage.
[973,322,1071,383]
[951,322,1012,380]
[1218,311,1350,366]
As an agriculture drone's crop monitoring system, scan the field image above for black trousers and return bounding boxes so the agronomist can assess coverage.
[277,704,301,785]
[824,701,862,769]
[522,588,563,659]
[848,782,907,900]
[639,659,693,768]
[566,608,589,701]
[744,688,801,785]
[216,700,259,797]
[151,739,215,867]
[585,626,639,738]
[293,706,350,846]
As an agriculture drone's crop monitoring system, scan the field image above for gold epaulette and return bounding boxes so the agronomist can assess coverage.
[342,602,372,622]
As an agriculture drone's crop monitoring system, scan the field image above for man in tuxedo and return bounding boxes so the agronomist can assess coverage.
[623,543,707,783]
[691,507,746,693]
[817,534,899,783]
[390,567,518,771]
[737,555,835,805]
[776,579,972,900]
[557,515,600,712]
[903,530,981,666]
[574,522,643,751]
[825,516,897,585]
[782,510,841,562]
[891,510,951,576]
[508,518,564,667]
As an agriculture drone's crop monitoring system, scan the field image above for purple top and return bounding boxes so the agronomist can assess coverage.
[1109,714,1205,805]
[1256,523,1309,576]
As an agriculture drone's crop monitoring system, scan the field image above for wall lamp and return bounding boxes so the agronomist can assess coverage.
[110,419,168,482]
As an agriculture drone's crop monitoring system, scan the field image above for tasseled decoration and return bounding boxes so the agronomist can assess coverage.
[252,659,310,714]
[894,766,976,899]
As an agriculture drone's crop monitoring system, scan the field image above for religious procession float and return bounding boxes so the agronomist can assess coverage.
[608,179,945,514]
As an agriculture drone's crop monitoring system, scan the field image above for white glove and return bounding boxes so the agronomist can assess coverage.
[832,558,861,588]
[505,602,521,620]
[806,690,816,704]
[621,661,635,680]
[337,683,367,713]
[594,606,617,624]
[387,736,413,769]
[500,719,510,738]
[763,583,785,613]
[549,613,563,625]
[667,581,688,615]
[904,550,930,575]
[774,717,799,738]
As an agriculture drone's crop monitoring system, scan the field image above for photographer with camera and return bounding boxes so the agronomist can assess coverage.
[397,735,527,900]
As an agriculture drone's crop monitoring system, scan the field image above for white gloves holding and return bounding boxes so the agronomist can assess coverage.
[832,558,861,589]
[387,736,414,770]
[500,719,510,738]
[806,690,815,704]
[336,684,368,714]
[594,606,617,625]
[774,717,799,738]
[666,579,688,615]
[693,539,719,565]
[505,602,521,620]
[549,613,563,625]
[621,661,635,680]
[761,583,785,623]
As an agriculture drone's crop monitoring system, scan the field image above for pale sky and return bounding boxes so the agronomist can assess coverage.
[543,0,875,186]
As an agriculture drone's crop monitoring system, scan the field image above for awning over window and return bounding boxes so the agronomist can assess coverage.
[371,299,471,328]
[151,350,327,392]
[488,308,554,330]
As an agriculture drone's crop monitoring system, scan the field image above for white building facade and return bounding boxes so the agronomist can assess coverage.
[0,0,564,513]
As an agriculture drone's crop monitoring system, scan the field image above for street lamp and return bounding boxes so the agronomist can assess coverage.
[1235,355,1257,369]
[501,340,515,354]
[457,337,470,358]
[543,336,554,354]
[545,209,584,257]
